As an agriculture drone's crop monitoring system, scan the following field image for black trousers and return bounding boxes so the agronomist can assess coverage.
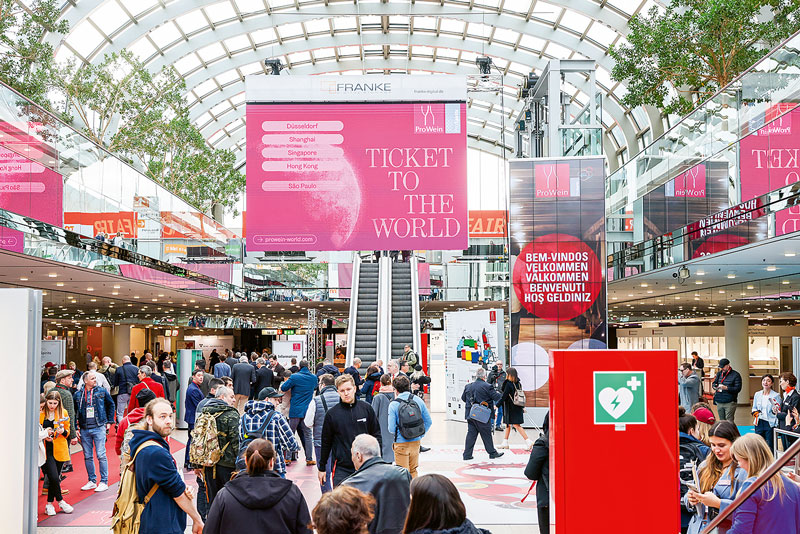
[196,474,209,521]
[537,507,549,534]
[464,418,497,458]
[42,455,64,502]
[204,465,235,505]
[331,462,355,488]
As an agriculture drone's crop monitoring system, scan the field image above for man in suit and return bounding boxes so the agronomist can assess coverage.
[775,372,800,449]
[461,367,503,461]
[253,358,274,399]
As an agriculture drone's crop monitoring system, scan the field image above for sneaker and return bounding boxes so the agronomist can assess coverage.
[58,501,73,514]
[489,451,505,459]
[45,504,56,516]
[525,439,535,451]
[498,440,509,449]
[95,482,109,493]
[80,481,97,491]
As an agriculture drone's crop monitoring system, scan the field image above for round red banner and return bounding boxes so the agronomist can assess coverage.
[513,234,602,321]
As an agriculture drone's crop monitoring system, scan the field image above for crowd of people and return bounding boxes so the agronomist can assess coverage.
[677,366,800,534]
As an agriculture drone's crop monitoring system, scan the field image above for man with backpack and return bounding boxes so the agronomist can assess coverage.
[487,361,507,431]
[303,373,340,492]
[387,375,432,479]
[118,398,203,534]
[191,386,239,505]
[280,359,319,466]
[237,387,299,478]
[318,374,382,488]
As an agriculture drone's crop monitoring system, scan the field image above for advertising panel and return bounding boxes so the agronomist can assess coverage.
[444,309,505,422]
[245,76,467,252]
[0,148,63,252]
[509,157,606,413]
[468,210,507,238]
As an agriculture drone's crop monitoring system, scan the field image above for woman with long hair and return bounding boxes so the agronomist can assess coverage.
[498,367,533,450]
[751,374,781,452]
[685,421,747,534]
[40,390,73,516]
[312,485,375,534]
[403,474,490,534]
[691,403,715,446]
[727,433,800,533]
[204,438,311,534]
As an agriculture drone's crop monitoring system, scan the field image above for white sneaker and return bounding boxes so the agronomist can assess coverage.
[95,482,108,493]
[80,481,97,491]
[498,440,509,449]
[525,439,535,451]
[59,501,73,514]
[45,504,56,516]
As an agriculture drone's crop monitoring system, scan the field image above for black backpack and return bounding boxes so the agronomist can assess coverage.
[393,396,426,440]
[235,410,277,470]
[678,439,704,506]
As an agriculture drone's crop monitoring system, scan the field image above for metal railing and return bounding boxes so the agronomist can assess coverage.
[701,433,800,533]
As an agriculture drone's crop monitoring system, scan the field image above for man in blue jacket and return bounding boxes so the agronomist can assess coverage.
[387,375,432,478]
[280,359,319,466]
[183,369,205,469]
[129,398,203,534]
[113,354,139,422]
[461,367,503,461]
[73,371,115,492]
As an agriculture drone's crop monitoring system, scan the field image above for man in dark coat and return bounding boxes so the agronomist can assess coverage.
[270,356,285,389]
[113,355,140,421]
[184,369,205,469]
[232,356,256,413]
[461,367,503,461]
[253,358,274,399]
[344,358,364,398]
[342,434,411,534]
[712,358,742,422]
[525,413,549,534]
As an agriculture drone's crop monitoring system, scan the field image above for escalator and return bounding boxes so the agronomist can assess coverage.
[348,261,379,370]
[390,262,415,360]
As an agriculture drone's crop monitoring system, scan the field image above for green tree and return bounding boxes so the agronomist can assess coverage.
[609,0,800,116]
[0,0,68,109]
[56,50,244,214]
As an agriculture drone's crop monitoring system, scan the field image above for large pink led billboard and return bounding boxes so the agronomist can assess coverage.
[245,76,468,252]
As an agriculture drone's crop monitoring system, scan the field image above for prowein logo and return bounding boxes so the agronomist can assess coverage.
[414,104,445,134]
[321,81,392,93]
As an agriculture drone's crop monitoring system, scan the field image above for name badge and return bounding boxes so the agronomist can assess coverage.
[717,480,730,487]
[86,406,95,419]
[357,418,366,423]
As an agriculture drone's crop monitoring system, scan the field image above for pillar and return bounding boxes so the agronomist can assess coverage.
[724,316,750,404]
[112,325,132,364]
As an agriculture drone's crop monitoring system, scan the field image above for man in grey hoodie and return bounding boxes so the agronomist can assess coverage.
[679,363,702,412]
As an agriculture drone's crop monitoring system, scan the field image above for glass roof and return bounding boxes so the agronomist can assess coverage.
[48,0,666,167]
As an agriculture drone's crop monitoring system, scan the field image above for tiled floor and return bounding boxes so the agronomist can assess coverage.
[38,410,539,534]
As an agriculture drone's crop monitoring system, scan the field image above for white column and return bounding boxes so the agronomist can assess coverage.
[0,289,42,534]
[724,316,750,404]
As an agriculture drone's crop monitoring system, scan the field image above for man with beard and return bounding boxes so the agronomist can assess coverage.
[128,399,203,534]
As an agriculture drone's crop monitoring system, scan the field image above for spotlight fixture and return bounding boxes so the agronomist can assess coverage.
[264,58,284,75]
[475,56,493,75]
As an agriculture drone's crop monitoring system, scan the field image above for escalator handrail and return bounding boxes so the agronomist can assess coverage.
[700,435,800,533]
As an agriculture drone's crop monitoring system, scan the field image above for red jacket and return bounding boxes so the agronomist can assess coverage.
[115,408,145,455]
[125,378,165,415]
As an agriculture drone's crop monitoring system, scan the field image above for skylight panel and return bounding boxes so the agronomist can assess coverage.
[596,66,614,89]
[502,0,532,14]
[304,19,329,34]
[215,69,240,86]
[459,51,478,63]
[89,3,130,36]
[412,45,435,57]
[586,23,618,48]
[127,38,157,62]
[389,16,409,26]
[209,130,226,144]
[198,42,226,63]
[224,35,251,53]
[333,17,357,31]
[174,53,202,74]
[287,51,312,65]
[439,19,464,34]
[250,28,277,44]
[492,28,518,45]
[278,22,304,38]
[149,22,182,49]
[205,1,237,23]
[238,62,262,75]
[531,2,560,23]
[545,42,571,58]
[230,92,246,106]
[195,111,214,126]
[211,101,232,117]
[467,22,492,38]
[608,0,646,16]
[314,47,337,60]
[194,79,218,98]
[413,17,437,30]
[508,62,529,75]
[234,0,265,14]
[559,11,591,34]
[360,15,381,27]
[338,45,361,56]
[175,11,209,35]
[518,34,545,52]
[66,20,104,58]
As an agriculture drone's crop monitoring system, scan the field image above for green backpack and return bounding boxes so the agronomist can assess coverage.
[189,411,228,467]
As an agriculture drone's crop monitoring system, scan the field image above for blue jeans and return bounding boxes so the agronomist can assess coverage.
[80,426,108,484]
[495,405,503,428]
[315,444,333,493]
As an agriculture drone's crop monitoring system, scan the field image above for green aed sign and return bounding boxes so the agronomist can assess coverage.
[593,371,647,425]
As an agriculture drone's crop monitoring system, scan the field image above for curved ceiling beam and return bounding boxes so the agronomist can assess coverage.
[48,0,632,55]
[185,54,636,155]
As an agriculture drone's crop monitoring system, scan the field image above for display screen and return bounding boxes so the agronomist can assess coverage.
[245,102,468,252]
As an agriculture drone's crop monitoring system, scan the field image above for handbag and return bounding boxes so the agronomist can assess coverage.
[512,383,527,407]
[467,392,491,423]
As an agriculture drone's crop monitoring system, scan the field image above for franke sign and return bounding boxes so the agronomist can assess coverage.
[246,75,467,103]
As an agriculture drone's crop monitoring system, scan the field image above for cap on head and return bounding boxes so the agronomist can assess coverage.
[693,407,716,425]
[257,387,284,400]
[718,358,730,368]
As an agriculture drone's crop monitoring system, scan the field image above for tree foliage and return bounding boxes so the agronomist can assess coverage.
[609,0,800,116]
[0,0,67,109]
[55,50,244,214]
